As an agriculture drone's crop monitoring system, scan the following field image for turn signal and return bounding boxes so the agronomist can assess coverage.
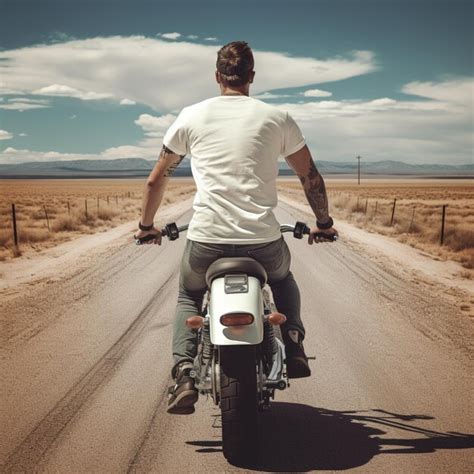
[185,315,205,329]
[220,312,254,327]
[268,312,287,326]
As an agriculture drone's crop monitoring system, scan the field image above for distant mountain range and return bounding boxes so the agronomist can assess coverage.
[0,158,472,178]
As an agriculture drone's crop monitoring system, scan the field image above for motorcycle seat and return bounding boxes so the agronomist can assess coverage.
[205,257,268,287]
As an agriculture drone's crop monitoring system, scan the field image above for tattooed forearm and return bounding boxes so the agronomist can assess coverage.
[163,155,185,177]
[298,159,330,224]
[157,145,186,177]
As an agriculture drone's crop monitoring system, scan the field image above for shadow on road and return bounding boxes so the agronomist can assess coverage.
[188,402,474,471]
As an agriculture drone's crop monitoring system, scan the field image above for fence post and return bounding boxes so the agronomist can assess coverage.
[374,201,378,216]
[440,205,447,245]
[116,195,118,205]
[390,198,397,226]
[97,196,99,212]
[85,199,88,219]
[11,203,19,248]
[107,195,109,206]
[43,204,50,231]
[67,201,71,216]
[408,207,416,233]
[364,198,368,214]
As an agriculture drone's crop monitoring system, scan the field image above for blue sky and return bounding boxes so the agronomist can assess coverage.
[0,0,472,165]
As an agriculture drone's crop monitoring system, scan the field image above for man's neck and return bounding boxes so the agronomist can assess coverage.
[220,87,249,96]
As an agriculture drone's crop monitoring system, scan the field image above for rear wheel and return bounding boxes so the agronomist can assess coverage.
[219,345,258,463]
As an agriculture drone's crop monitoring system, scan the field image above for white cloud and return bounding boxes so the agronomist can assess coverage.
[187,35,199,40]
[274,78,473,164]
[134,113,176,136]
[402,78,474,105]
[0,130,13,140]
[2,77,472,166]
[204,37,218,41]
[33,84,113,101]
[0,112,177,163]
[120,98,136,105]
[0,102,50,111]
[160,32,181,40]
[19,132,27,137]
[0,36,377,111]
[0,145,157,163]
[8,97,49,104]
[303,88,332,98]
[252,92,292,100]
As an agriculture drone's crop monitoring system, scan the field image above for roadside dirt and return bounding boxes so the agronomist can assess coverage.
[280,194,474,319]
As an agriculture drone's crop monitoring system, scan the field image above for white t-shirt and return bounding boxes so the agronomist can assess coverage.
[162,95,306,244]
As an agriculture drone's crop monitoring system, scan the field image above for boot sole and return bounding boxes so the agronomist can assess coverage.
[167,389,199,415]
[286,357,311,379]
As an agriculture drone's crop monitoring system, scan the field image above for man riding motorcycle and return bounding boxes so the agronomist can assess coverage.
[134,41,338,414]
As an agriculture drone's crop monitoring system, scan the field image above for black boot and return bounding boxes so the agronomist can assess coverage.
[167,361,199,414]
[282,330,311,378]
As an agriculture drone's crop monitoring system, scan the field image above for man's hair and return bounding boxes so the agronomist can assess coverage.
[216,41,254,87]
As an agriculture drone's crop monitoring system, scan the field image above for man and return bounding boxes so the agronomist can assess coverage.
[134,41,338,414]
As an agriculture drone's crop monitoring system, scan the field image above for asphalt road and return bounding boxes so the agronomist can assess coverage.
[1,201,473,473]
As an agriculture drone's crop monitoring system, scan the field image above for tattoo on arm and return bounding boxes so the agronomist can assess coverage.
[297,159,330,223]
[157,145,186,177]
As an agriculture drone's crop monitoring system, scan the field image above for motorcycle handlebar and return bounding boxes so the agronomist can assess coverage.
[135,221,337,245]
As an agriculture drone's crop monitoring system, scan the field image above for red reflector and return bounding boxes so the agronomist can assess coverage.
[220,313,254,327]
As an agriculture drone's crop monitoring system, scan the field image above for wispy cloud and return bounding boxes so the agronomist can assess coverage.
[0,36,378,111]
[252,92,293,100]
[0,130,13,140]
[1,76,471,165]
[33,84,113,101]
[159,32,181,40]
[120,98,136,105]
[302,88,332,98]
[275,78,473,164]
[204,37,218,41]
[187,35,199,40]
[402,78,474,105]
[0,100,50,111]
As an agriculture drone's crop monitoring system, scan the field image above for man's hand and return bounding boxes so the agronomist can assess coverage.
[133,227,163,245]
[308,226,339,245]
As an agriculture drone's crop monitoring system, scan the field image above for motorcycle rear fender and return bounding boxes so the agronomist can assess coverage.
[208,275,264,345]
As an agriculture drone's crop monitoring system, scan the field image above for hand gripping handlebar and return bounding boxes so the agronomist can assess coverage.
[135,221,337,245]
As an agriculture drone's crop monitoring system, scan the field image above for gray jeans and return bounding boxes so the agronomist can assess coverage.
[172,236,305,372]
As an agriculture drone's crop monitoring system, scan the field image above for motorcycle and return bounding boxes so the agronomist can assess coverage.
[136,221,336,463]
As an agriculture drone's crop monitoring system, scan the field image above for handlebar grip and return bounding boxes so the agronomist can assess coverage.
[312,232,338,242]
[135,233,160,245]
[294,221,310,239]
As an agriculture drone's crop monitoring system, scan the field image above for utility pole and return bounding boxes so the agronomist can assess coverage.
[357,156,361,185]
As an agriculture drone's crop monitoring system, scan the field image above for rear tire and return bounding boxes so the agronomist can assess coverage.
[219,345,258,463]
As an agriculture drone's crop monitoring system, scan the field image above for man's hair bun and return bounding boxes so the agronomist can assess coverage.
[216,41,254,87]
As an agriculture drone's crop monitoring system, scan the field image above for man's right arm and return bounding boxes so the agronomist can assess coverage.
[284,145,338,242]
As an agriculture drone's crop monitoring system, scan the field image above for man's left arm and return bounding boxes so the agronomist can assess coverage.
[135,145,186,244]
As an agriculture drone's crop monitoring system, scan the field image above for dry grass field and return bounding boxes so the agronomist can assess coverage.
[0,178,196,261]
[2,177,473,270]
[278,178,474,270]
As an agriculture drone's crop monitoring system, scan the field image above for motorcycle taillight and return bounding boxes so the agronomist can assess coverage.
[220,312,254,326]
